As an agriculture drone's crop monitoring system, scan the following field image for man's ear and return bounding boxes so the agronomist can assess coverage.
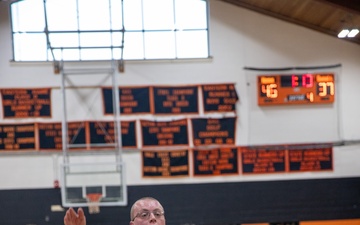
[130,221,134,225]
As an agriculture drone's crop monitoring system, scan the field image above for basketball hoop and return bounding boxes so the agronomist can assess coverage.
[86,193,102,214]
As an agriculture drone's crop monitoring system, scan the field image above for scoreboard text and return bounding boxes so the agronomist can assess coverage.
[258,73,335,105]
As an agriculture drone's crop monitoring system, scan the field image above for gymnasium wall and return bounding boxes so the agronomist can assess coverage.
[0,0,360,188]
[0,1,360,223]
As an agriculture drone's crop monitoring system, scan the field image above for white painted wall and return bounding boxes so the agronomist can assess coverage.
[0,0,360,190]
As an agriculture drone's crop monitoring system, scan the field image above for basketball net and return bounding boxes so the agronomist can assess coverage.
[86,193,102,214]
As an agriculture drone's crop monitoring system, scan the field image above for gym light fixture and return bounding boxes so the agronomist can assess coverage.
[348,29,359,37]
[338,29,359,38]
[338,29,349,38]
[337,13,359,39]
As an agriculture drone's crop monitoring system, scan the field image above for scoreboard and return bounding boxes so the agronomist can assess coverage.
[258,73,335,105]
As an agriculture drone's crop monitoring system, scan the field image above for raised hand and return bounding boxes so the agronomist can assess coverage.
[64,208,86,225]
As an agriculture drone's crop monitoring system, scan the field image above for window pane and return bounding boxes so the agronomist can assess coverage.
[52,49,80,61]
[79,32,112,47]
[143,0,174,30]
[144,31,175,59]
[123,0,143,30]
[78,0,111,30]
[176,30,209,58]
[175,0,208,29]
[123,32,144,59]
[14,33,48,61]
[80,48,113,60]
[112,32,124,47]
[49,33,80,48]
[11,0,45,32]
[110,0,124,30]
[46,0,78,31]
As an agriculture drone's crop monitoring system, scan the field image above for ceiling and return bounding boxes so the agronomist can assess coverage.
[219,0,360,46]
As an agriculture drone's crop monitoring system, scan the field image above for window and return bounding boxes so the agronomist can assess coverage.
[10,0,209,62]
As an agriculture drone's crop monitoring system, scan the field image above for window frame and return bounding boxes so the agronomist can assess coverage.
[9,0,211,62]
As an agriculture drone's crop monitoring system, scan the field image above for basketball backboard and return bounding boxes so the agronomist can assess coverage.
[60,161,127,208]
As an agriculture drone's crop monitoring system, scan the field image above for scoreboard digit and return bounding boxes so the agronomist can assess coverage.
[258,73,335,105]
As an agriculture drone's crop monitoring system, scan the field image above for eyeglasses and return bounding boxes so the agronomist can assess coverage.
[132,210,165,221]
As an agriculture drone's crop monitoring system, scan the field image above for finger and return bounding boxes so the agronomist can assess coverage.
[78,207,85,220]
[64,208,74,224]
[69,208,77,221]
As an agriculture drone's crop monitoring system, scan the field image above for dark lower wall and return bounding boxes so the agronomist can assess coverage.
[0,177,360,225]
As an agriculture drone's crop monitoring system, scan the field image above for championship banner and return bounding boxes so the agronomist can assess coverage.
[240,147,286,174]
[88,120,137,148]
[140,119,189,147]
[193,147,239,176]
[152,86,199,114]
[142,149,189,177]
[40,121,86,150]
[38,122,62,150]
[1,88,51,118]
[102,86,152,115]
[201,83,239,113]
[191,117,236,146]
[240,144,333,174]
[0,123,35,150]
[288,147,333,172]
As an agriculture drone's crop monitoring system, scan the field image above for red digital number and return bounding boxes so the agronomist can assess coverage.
[302,73,313,88]
[291,75,299,87]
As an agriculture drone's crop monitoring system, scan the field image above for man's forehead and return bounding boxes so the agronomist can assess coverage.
[135,199,163,210]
